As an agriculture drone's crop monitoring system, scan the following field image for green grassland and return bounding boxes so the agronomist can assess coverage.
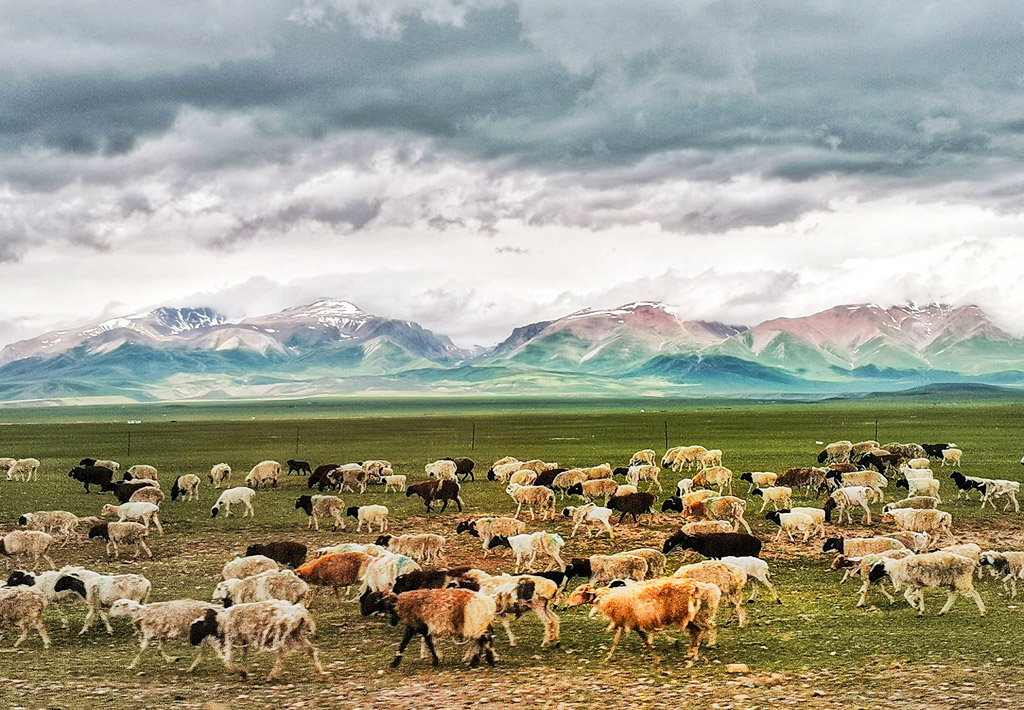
[1,397,1024,709]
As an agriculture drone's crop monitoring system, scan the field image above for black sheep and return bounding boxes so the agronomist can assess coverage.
[78,458,97,467]
[662,531,762,558]
[922,443,953,459]
[245,541,308,568]
[607,492,656,524]
[68,465,113,493]
[661,497,684,513]
[100,480,151,503]
[533,468,567,488]
[406,480,463,513]
[443,457,476,482]
[307,464,339,492]
[858,452,898,474]
[287,459,312,476]
[391,567,476,595]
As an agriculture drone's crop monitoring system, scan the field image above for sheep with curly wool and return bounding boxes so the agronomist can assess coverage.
[455,518,524,556]
[6,458,40,482]
[565,578,713,662]
[425,459,458,481]
[625,464,662,491]
[53,571,152,635]
[188,600,325,681]
[506,483,556,520]
[375,534,446,564]
[213,569,310,607]
[0,586,50,648]
[566,478,619,502]
[881,509,955,545]
[109,598,220,670]
[672,559,748,626]
[1,530,56,570]
[868,551,985,616]
[295,495,346,531]
[222,555,280,581]
[295,552,372,602]
[88,522,152,559]
[568,554,648,584]
[209,463,231,488]
[244,460,281,489]
[978,550,1024,597]
[883,496,940,513]
[823,486,880,524]
[469,572,561,647]
[740,472,777,494]
[170,475,201,502]
[680,520,735,536]
[693,466,733,495]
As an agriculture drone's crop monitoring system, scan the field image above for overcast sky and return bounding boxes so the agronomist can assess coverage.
[4,1,1024,348]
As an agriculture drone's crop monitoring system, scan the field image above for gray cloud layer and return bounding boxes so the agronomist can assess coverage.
[3,2,1024,345]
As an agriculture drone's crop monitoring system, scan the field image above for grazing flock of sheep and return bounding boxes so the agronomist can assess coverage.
[0,440,1022,681]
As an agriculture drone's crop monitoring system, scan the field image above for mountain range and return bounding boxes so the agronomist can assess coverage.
[1,298,1022,404]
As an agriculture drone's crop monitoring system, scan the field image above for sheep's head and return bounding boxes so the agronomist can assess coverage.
[295,496,313,515]
[487,536,510,550]
[751,488,764,498]
[454,520,476,536]
[101,505,119,517]
[739,472,753,483]
[88,523,109,540]
[5,570,35,587]
[374,534,393,547]
[346,506,361,519]
[662,531,689,554]
[563,584,602,607]
[109,599,142,618]
[661,497,683,514]
[565,484,583,497]
[765,511,783,526]
[17,514,29,526]
[821,537,843,554]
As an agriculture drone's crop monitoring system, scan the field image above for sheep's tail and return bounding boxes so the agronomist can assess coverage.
[462,593,497,640]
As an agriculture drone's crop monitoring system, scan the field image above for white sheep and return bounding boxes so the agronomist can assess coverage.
[383,474,407,492]
[881,509,955,545]
[978,550,1024,597]
[717,556,782,604]
[54,571,152,635]
[508,469,539,486]
[978,479,1021,512]
[209,463,232,488]
[456,517,525,556]
[222,555,281,581]
[505,483,555,520]
[675,478,693,497]
[883,497,940,513]
[469,571,561,647]
[212,569,310,607]
[629,449,657,467]
[101,501,164,534]
[767,511,816,543]
[615,484,639,497]
[378,534,446,564]
[90,521,152,559]
[625,464,662,491]
[752,486,792,512]
[561,504,614,538]
[0,587,50,648]
[826,486,880,524]
[0,530,55,570]
[869,551,984,616]
[349,504,388,533]
[211,487,256,518]
[296,495,346,531]
[2,566,100,629]
[18,510,94,544]
[359,552,421,594]
[188,600,325,681]
[170,474,201,502]
[244,460,281,489]
[488,532,565,573]
[740,472,777,494]
[126,464,159,480]
[901,477,941,503]
[425,459,458,481]
[941,448,962,468]
[109,598,220,670]
[905,458,931,470]
[7,458,41,482]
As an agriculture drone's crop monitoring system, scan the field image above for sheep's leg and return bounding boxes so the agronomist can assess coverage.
[536,603,560,647]
[603,628,624,662]
[514,502,523,520]
[737,516,752,535]
[967,588,986,615]
[734,597,747,627]
[266,651,286,682]
[186,642,209,672]
[938,590,960,616]
[13,623,30,648]
[421,633,441,667]
[79,607,96,635]
[856,580,872,607]
[99,610,114,635]
[139,540,153,559]
[499,616,516,646]
[636,629,661,664]
[153,515,164,535]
